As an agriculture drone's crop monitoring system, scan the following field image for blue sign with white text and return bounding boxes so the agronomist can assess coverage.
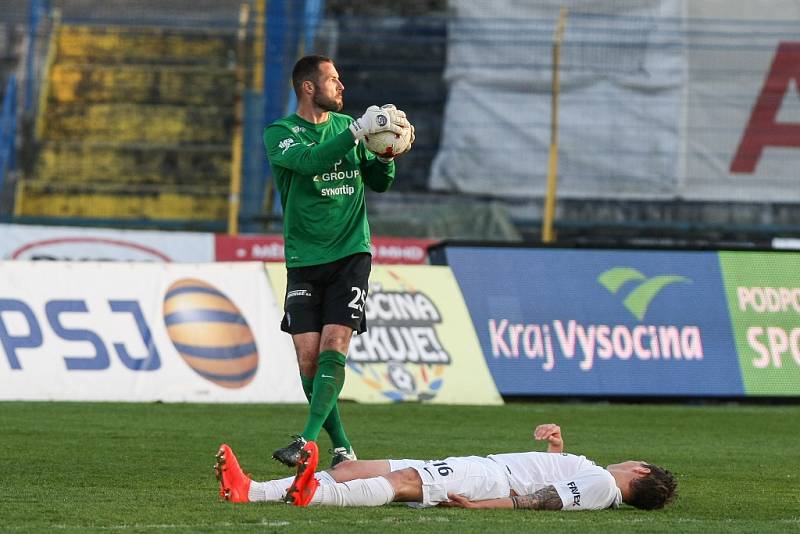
[443,246,743,396]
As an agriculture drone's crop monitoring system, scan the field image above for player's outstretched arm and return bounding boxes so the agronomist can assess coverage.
[438,493,514,509]
[511,487,564,510]
[440,486,564,511]
[534,423,564,453]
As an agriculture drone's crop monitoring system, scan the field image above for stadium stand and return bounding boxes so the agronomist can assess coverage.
[0,23,21,83]
[0,8,22,212]
[1,0,799,244]
[305,0,524,240]
[16,21,237,223]
[327,1,447,191]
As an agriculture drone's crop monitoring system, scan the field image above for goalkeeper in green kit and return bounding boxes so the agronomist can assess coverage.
[263,55,414,469]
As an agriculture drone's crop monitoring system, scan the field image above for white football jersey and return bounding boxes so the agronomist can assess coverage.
[488,452,622,511]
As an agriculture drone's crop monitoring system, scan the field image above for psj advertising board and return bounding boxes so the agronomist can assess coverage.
[441,246,749,396]
[0,262,303,402]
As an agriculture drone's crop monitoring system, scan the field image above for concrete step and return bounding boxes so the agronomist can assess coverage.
[48,63,237,105]
[45,0,246,28]
[35,142,230,185]
[57,24,236,66]
[40,103,233,143]
[16,180,228,220]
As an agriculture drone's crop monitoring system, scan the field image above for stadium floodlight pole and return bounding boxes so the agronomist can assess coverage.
[541,7,568,244]
[228,3,251,235]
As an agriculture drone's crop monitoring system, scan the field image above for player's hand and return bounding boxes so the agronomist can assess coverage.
[380,104,411,131]
[438,493,480,509]
[395,122,415,158]
[377,105,415,162]
[349,105,405,140]
[372,105,414,163]
[534,423,563,453]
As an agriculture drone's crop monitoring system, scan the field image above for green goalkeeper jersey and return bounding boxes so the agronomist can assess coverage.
[263,112,396,268]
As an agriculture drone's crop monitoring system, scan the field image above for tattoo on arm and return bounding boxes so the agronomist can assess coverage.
[511,486,563,510]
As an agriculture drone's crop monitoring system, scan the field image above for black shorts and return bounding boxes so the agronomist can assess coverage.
[280,252,371,335]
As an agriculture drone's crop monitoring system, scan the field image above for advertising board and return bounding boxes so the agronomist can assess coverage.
[441,246,744,396]
[0,262,302,402]
[720,251,800,396]
[266,263,502,404]
[0,223,214,261]
[217,235,435,264]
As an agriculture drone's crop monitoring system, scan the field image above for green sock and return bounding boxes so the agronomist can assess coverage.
[301,351,347,442]
[300,374,314,401]
[300,373,351,450]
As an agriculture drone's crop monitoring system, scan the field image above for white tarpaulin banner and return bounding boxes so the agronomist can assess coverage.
[0,262,303,402]
[431,0,800,202]
[431,0,684,199]
[0,223,214,261]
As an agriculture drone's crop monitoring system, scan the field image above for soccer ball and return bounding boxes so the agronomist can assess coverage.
[363,126,412,158]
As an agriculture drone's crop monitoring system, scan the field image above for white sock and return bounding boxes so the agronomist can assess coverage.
[248,471,338,502]
[249,477,293,502]
[310,476,395,507]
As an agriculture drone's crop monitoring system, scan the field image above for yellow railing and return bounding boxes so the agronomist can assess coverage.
[541,8,568,244]
[227,2,250,235]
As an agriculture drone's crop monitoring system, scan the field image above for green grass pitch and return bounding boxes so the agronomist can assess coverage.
[1,401,798,533]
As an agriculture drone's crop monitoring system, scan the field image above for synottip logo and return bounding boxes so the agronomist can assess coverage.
[163,278,258,389]
[598,267,691,320]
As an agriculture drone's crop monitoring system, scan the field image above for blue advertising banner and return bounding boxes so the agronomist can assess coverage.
[443,246,744,396]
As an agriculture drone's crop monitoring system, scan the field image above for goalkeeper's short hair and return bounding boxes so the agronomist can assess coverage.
[292,55,335,97]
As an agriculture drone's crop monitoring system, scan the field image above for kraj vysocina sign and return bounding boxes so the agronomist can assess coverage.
[443,245,800,397]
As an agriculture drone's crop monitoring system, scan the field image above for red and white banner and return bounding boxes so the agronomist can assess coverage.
[0,223,214,262]
[215,234,436,264]
[0,261,302,402]
[0,224,435,265]
[684,1,800,201]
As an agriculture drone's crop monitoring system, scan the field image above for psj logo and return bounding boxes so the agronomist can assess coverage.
[0,278,259,389]
[163,279,259,389]
[0,298,160,371]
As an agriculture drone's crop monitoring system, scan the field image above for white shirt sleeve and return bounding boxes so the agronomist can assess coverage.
[552,470,621,511]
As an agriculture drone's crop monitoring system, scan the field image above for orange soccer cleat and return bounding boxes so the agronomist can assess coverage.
[214,444,251,503]
[284,441,320,507]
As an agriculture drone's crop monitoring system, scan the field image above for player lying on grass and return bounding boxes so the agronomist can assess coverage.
[214,423,677,511]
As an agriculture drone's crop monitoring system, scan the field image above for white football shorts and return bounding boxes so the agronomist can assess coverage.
[389,456,511,507]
